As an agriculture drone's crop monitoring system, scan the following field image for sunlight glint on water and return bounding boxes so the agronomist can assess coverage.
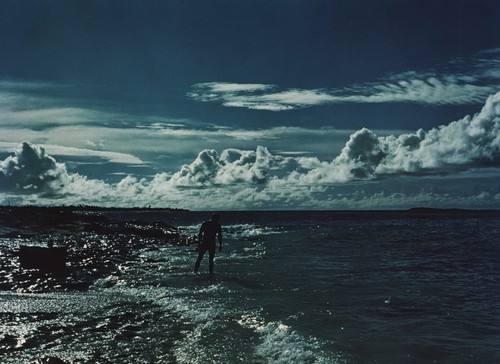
[1,210,498,363]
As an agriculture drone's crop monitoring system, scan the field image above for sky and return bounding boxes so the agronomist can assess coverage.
[0,0,499,210]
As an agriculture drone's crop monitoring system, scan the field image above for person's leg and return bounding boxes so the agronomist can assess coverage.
[194,245,207,273]
[208,245,216,274]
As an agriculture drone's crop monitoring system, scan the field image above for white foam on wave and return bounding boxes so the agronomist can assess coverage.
[226,223,281,239]
[121,283,334,364]
[176,223,201,235]
[98,267,340,364]
[221,241,266,263]
[107,281,235,363]
[155,287,252,363]
[238,313,339,364]
[88,233,339,364]
[178,223,281,240]
[104,284,226,363]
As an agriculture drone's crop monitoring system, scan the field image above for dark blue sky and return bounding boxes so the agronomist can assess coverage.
[0,0,499,209]
[1,0,498,128]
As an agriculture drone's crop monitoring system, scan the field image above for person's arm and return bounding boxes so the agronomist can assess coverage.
[198,223,204,243]
[218,224,222,252]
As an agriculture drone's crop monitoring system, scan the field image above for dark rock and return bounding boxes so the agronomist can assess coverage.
[19,246,67,271]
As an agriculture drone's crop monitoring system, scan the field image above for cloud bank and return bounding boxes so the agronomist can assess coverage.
[1,91,499,209]
[291,90,500,184]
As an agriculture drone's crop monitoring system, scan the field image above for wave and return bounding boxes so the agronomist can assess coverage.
[238,313,339,364]
[179,223,281,238]
[100,272,340,364]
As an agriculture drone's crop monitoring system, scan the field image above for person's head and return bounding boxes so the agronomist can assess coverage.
[211,213,221,222]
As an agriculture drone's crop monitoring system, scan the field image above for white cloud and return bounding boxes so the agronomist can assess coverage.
[290,91,500,184]
[0,79,358,170]
[1,91,499,209]
[0,106,104,125]
[345,76,496,105]
[0,141,70,193]
[201,82,274,93]
[168,146,289,186]
[189,83,337,111]
[0,142,144,165]
[223,101,295,112]
[189,49,500,110]
[43,144,145,165]
[0,86,110,128]
[187,82,273,98]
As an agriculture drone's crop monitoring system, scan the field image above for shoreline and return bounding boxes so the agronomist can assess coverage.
[0,206,196,293]
[0,205,188,238]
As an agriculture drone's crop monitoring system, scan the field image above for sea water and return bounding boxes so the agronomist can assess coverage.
[0,210,499,363]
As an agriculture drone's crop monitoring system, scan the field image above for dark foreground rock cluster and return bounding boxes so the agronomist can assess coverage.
[0,206,195,293]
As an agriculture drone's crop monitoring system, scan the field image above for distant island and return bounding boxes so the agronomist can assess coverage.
[407,207,497,213]
[408,207,468,213]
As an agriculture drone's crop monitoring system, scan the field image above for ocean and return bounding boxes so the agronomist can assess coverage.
[0,210,499,363]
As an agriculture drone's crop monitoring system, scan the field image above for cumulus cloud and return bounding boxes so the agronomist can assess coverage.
[169,146,290,186]
[291,91,500,184]
[1,91,499,209]
[0,141,70,192]
[188,49,500,111]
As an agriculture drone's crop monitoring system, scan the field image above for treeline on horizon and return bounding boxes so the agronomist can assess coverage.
[0,204,189,212]
[0,205,498,213]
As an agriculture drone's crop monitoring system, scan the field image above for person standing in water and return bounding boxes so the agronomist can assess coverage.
[194,213,222,274]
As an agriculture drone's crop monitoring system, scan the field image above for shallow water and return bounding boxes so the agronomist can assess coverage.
[0,210,499,363]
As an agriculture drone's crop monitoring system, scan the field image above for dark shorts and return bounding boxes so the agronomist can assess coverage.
[198,242,216,257]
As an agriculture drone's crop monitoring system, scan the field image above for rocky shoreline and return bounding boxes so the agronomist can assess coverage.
[0,206,195,293]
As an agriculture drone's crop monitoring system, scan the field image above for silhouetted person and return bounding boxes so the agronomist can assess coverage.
[194,213,222,274]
